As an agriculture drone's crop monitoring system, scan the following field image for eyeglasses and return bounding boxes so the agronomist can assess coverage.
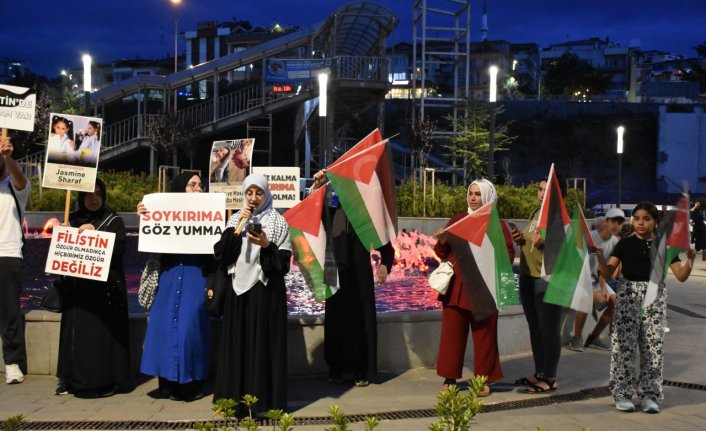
[186,182,203,190]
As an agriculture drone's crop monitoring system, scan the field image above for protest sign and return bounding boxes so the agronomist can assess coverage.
[0,84,36,132]
[138,192,226,254]
[45,226,115,282]
[253,166,300,208]
[208,138,255,209]
[42,113,103,193]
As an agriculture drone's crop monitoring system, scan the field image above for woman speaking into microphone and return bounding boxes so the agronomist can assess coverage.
[212,173,292,416]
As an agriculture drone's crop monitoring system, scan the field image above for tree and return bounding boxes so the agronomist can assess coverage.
[405,107,436,181]
[543,53,611,97]
[443,99,516,183]
[683,40,706,92]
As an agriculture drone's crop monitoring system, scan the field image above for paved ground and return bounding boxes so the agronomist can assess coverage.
[2,260,705,430]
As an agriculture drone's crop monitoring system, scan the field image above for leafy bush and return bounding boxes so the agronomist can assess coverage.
[397,180,585,220]
[28,171,158,212]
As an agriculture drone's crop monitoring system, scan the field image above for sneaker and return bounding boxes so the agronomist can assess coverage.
[615,399,636,412]
[5,364,24,384]
[586,336,611,350]
[641,398,660,413]
[55,379,71,395]
[569,336,585,352]
[354,379,369,387]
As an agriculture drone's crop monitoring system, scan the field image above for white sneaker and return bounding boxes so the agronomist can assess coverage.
[5,364,24,384]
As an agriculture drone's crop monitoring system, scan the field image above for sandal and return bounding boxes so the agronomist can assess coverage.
[514,374,540,387]
[525,378,557,394]
[478,384,492,397]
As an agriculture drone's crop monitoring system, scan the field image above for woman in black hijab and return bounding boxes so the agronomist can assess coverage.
[139,173,213,401]
[56,178,130,397]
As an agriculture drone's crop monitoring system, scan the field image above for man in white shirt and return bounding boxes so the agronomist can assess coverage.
[569,209,625,351]
[0,136,30,384]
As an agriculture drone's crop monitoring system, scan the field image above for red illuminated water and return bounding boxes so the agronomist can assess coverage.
[22,232,442,315]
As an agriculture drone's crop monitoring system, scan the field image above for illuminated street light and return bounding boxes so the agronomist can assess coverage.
[318,72,329,165]
[616,125,625,207]
[488,65,498,179]
[82,54,92,115]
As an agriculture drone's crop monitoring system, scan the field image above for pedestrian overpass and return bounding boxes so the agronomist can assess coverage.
[19,2,398,177]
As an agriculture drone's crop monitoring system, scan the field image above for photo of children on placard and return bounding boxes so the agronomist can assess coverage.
[46,113,102,168]
[43,113,103,193]
[209,138,255,209]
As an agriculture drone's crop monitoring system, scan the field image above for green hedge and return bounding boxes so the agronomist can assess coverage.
[28,171,158,212]
[396,179,585,219]
[29,172,585,219]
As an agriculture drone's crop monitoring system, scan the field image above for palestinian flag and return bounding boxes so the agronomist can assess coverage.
[537,164,570,277]
[445,202,519,320]
[283,185,339,301]
[645,192,690,308]
[326,139,397,250]
[544,204,595,313]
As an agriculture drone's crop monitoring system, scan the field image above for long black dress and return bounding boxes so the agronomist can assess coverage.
[212,227,291,415]
[691,209,706,251]
[324,207,394,381]
[57,205,130,394]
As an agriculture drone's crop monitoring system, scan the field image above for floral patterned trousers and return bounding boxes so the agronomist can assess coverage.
[609,278,666,402]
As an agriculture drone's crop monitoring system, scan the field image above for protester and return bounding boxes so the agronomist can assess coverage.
[212,173,291,415]
[0,136,29,385]
[511,179,562,394]
[432,179,515,396]
[569,209,625,352]
[690,201,706,253]
[56,179,130,397]
[596,201,696,413]
[311,168,394,388]
[139,173,212,401]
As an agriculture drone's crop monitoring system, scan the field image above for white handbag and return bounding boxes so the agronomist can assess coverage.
[428,260,455,295]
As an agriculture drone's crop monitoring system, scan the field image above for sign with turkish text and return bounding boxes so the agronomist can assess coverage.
[45,226,115,282]
[0,84,36,132]
[138,192,226,254]
[253,166,300,208]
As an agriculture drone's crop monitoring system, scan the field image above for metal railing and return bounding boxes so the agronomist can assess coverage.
[17,55,388,165]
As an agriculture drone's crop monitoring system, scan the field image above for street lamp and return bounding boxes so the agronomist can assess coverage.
[170,0,181,112]
[487,65,498,180]
[318,72,329,165]
[82,54,92,116]
[616,125,625,207]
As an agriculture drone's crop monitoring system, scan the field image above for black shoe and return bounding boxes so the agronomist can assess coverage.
[55,380,72,396]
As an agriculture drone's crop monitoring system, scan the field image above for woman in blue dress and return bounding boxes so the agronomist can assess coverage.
[138,173,213,401]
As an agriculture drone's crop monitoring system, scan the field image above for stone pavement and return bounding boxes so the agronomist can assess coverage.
[2,261,705,430]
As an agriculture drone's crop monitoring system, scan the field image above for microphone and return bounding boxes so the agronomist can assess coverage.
[234,207,254,235]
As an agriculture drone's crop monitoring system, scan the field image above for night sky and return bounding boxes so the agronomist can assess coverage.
[2,0,704,77]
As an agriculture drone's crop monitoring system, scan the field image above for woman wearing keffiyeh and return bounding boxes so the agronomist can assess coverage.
[212,173,292,415]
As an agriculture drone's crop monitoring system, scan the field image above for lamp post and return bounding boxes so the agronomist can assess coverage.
[487,65,498,180]
[170,0,181,113]
[82,54,92,116]
[616,125,625,207]
[318,72,329,166]
[169,0,181,167]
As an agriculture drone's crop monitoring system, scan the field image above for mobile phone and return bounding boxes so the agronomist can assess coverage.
[506,221,518,231]
[251,223,262,234]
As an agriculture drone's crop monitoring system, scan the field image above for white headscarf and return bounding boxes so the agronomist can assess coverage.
[226,173,291,295]
[467,178,497,214]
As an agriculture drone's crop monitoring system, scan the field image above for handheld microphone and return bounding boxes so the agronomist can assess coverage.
[234,206,254,235]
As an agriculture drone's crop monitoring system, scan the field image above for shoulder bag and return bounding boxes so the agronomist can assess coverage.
[40,280,63,313]
[138,254,161,310]
[428,260,455,295]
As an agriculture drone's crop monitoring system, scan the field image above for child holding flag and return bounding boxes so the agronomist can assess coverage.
[596,201,695,414]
